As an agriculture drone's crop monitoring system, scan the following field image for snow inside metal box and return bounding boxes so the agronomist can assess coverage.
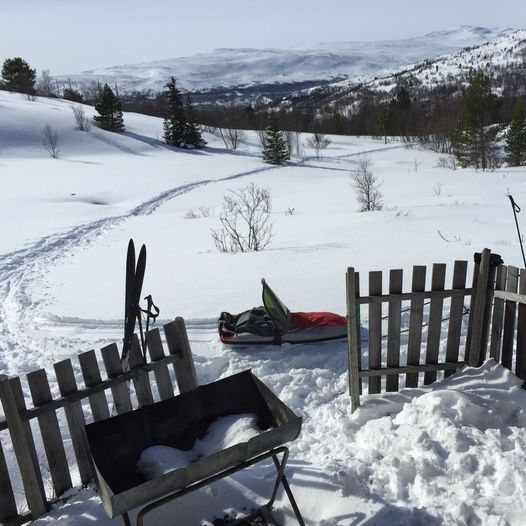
[83,370,302,518]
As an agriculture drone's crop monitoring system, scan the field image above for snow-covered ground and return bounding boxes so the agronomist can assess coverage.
[1,91,526,525]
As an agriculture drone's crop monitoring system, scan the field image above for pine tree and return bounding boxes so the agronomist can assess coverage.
[93,84,124,132]
[163,77,187,147]
[183,94,206,149]
[1,57,36,95]
[505,99,526,166]
[451,73,500,170]
[262,112,289,165]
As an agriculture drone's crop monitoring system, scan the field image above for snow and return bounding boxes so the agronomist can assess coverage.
[54,26,512,94]
[136,414,261,479]
[2,90,526,525]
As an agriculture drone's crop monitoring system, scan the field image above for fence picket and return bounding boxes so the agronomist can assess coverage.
[100,343,133,415]
[489,265,507,361]
[78,350,110,421]
[406,266,426,387]
[386,269,403,391]
[445,261,468,377]
[368,271,382,394]
[130,335,154,406]
[0,434,18,523]
[346,268,361,411]
[424,264,447,384]
[502,266,519,370]
[164,318,199,393]
[146,328,175,400]
[53,359,91,486]
[27,369,72,497]
[516,269,526,379]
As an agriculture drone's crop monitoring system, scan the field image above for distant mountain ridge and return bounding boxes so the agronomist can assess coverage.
[56,26,513,97]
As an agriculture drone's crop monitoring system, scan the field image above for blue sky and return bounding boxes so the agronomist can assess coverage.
[1,0,524,74]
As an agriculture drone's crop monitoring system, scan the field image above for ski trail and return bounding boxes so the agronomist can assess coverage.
[0,164,278,376]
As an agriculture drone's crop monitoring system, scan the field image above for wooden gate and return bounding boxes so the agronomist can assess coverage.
[0,318,198,526]
[345,248,511,411]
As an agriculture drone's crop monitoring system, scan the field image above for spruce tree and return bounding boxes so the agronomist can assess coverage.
[451,73,499,170]
[505,99,526,166]
[183,94,206,149]
[262,112,289,165]
[93,84,124,132]
[1,57,36,95]
[163,77,187,147]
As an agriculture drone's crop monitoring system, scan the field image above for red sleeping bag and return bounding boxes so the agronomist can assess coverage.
[291,311,347,330]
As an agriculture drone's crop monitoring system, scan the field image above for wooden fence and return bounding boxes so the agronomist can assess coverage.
[345,248,522,411]
[0,318,198,526]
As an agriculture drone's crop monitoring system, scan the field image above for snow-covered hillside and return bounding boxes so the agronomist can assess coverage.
[55,26,512,94]
[2,91,526,525]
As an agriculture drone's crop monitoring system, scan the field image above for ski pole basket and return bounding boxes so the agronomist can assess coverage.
[82,370,304,525]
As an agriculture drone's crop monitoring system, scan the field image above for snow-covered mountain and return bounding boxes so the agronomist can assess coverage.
[56,26,512,95]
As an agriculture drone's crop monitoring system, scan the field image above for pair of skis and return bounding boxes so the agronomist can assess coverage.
[122,239,159,371]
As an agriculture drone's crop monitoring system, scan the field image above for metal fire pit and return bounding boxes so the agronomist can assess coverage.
[83,370,303,523]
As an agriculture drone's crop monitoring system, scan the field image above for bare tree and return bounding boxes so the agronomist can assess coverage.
[218,127,245,150]
[306,132,331,159]
[42,124,60,158]
[255,128,266,149]
[212,183,273,253]
[71,104,91,131]
[350,156,383,212]
[37,69,56,97]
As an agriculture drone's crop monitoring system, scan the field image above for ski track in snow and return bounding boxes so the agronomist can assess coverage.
[0,163,281,376]
[0,143,403,377]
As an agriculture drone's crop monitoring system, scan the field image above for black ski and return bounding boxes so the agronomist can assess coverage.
[122,241,147,371]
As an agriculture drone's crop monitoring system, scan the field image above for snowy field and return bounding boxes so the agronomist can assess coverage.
[1,91,526,525]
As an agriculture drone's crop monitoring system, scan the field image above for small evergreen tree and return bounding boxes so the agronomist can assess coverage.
[183,94,206,148]
[262,112,289,165]
[93,84,124,132]
[1,57,36,95]
[505,99,526,166]
[451,73,500,170]
[163,77,187,147]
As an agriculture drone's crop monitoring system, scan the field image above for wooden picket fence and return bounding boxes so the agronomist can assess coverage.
[346,248,526,411]
[0,318,198,526]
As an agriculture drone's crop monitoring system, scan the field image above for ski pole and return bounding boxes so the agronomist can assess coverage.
[508,194,526,268]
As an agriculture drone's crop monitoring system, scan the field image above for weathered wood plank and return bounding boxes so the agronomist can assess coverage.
[424,264,447,385]
[27,369,72,497]
[386,269,403,392]
[445,261,468,378]
[406,266,426,387]
[0,436,18,523]
[346,268,361,412]
[467,249,492,367]
[494,290,526,303]
[129,335,154,407]
[164,318,199,393]
[146,328,175,400]
[53,359,91,486]
[100,343,133,415]
[368,271,382,394]
[355,273,362,396]
[78,350,110,422]
[358,361,466,378]
[516,268,526,379]
[357,288,473,304]
[502,266,519,370]
[2,376,47,516]
[464,254,481,360]
[489,266,507,361]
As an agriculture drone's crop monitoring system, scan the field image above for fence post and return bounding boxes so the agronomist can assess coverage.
[346,267,361,412]
[468,249,492,367]
[0,375,48,518]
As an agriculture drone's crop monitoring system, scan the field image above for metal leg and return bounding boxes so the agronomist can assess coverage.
[122,511,132,526]
[134,446,304,526]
